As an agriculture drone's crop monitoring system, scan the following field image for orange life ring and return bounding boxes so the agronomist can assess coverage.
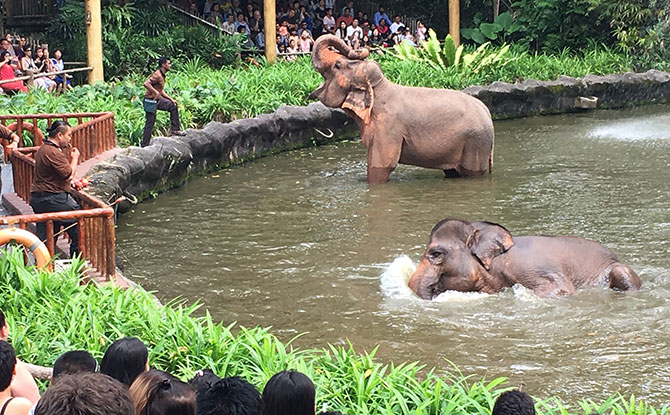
[0,228,51,269]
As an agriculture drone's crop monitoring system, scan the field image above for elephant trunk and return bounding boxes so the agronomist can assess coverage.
[312,34,370,73]
[408,260,434,300]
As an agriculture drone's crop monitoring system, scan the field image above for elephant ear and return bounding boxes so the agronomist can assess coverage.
[466,221,515,270]
[342,68,374,124]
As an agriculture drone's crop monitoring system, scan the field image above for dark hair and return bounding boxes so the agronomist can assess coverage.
[145,378,196,415]
[0,310,5,328]
[46,120,70,138]
[261,371,315,415]
[0,341,16,391]
[492,390,536,415]
[188,369,221,393]
[34,373,135,415]
[158,56,170,68]
[0,50,10,60]
[196,376,261,415]
[52,350,98,380]
[100,337,148,387]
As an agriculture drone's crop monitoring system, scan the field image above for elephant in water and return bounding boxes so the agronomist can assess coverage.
[308,35,494,184]
[408,219,642,299]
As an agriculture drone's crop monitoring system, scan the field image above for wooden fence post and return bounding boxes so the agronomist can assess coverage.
[85,0,104,84]
[449,0,460,47]
[264,0,277,64]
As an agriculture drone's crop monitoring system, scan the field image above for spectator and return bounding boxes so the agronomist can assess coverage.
[389,15,404,34]
[235,12,251,33]
[323,0,334,11]
[244,3,255,22]
[299,6,312,29]
[322,8,335,34]
[286,39,299,61]
[0,51,27,94]
[130,370,173,415]
[415,20,427,42]
[403,27,416,45]
[335,8,352,27]
[188,369,220,393]
[130,369,196,415]
[34,373,135,415]
[29,120,81,257]
[277,19,290,44]
[373,6,391,27]
[19,46,34,72]
[227,0,243,19]
[346,18,363,47]
[276,34,287,50]
[15,37,26,60]
[249,9,264,47]
[50,49,73,93]
[100,337,149,387]
[285,8,300,31]
[194,375,261,415]
[370,27,382,47]
[0,341,33,415]
[141,56,185,148]
[298,30,314,52]
[288,29,300,49]
[341,0,354,16]
[238,26,256,49]
[0,39,19,71]
[492,390,536,415]
[221,14,237,35]
[311,0,326,35]
[206,3,224,26]
[261,371,315,415]
[297,21,311,37]
[52,351,98,382]
[334,21,347,41]
[376,19,391,43]
[0,311,39,404]
[361,34,370,48]
[33,48,56,92]
[202,0,215,15]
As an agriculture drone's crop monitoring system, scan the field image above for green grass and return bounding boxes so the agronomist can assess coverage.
[0,248,667,414]
[0,46,646,147]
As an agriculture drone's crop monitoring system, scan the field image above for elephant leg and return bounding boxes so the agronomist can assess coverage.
[366,137,401,184]
[608,264,642,291]
[443,169,461,178]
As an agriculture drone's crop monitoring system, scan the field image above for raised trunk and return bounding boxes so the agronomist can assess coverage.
[312,34,370,73]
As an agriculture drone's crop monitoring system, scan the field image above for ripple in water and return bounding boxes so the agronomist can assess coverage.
[589,113,670,141]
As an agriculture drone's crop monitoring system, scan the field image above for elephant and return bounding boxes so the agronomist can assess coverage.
[408,219,642,299]
[308,35,495,184]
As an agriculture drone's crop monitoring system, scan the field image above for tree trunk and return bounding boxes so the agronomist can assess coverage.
[493,0,500,20]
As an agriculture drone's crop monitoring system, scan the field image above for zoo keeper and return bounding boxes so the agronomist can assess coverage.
[29,120,81,257]
[141,56,185,147]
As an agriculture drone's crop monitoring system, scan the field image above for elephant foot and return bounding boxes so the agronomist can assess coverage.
[367,167,392,184]
[608,264,642,291]
[443,169,461,178]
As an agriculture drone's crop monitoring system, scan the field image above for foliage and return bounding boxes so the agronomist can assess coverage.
[0,248,668,414]
[461,12,521,44]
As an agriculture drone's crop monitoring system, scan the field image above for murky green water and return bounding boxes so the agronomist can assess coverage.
[117,105,670,406]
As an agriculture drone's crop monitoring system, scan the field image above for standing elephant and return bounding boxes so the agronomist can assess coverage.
[308,35,495,184]
[408,219,642,299]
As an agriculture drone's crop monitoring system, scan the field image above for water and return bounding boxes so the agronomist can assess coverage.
[116,105,670,406]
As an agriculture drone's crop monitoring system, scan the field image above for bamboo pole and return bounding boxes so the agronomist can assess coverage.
[449,0,460,47]
[85,0,104,84]
[264,0,277,64]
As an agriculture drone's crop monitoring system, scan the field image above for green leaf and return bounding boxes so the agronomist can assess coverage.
[480,23,503,40]
[495,12,514,30]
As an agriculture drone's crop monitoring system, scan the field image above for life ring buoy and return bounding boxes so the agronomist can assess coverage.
[0,228,51,269]
[3,122,44,161]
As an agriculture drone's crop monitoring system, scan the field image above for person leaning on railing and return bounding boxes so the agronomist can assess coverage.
[29,121,81,257]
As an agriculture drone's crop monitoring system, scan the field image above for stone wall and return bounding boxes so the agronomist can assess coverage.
[86,70,670,210]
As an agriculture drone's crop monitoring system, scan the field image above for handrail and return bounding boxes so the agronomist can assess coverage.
[0,67,93,86]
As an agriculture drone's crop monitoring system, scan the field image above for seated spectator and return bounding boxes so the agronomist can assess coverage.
[322,8,335,34]
[130,369,196,415]
[0,51,26,94]
[311,0,326,34]
[376,19,391,43]
[277,43,287,59]
[361,34,370,49]
[19,46,36,73]
[130,370,172,414]
[203,0,216,15]
[389,15,404,34]
[188,369,220,392]
[288,29,300,49]
[221,14,237,35]
[50,49,73,93]
[346,19,363,48]
[299,6,312,29]
[370,27,382,47]
[100,337,149,388]
[298,30,314,52]
[32,48,56,93]
[235,13,251,34]
[261,371,317,415]
[34,373,135,415]
[297,21,312,38]
[249,9,264,47]
[373,5,391,27]
[335,8,353,28]
[415,20,427,42]
[334,21,348,42]
[340,0,354,18]
[277,19,290,44]
[285,8,300,31]
[52,351,97,382]
[206,3,224,25]
[286,39,299,61]
[227,0,243,20]
[238,26,256,49]
[403,27,416,45]
[15,37,26,60]
[0,341,32,415]
[244,3,255,22]
[492,390,536,415]
[276,34,288,49]
[191,371,261,415]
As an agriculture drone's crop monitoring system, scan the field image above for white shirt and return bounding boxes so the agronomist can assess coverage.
[346,26,363,41]
[390,21,403,34]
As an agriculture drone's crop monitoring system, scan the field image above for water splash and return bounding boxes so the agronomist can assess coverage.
[589,114,670,141]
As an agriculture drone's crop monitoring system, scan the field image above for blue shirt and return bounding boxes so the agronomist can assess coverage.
[373,11,391,27]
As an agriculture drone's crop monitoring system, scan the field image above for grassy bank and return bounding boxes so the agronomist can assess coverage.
[0,249,666,414]
[0,46,645,147]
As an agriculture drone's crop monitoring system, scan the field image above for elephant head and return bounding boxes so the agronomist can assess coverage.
[408,219,515,299]
[309,35,384,124]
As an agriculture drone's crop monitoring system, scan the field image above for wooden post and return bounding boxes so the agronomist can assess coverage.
[264,0,277,64]
[449,0,460,47]
[493,0,500,20]
[85,0,104,84]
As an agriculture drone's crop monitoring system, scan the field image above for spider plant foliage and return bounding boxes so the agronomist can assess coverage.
[392,29,511,73]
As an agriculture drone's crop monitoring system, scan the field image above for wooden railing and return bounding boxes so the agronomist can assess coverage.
[4,147,116,279]
[0,112,116,163]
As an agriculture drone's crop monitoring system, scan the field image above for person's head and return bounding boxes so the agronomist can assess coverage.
[343,7,350,15]
[0,341,17,392]
[301,30,309,38]
[287,8,295,17]
[237,12,245,21]
[379,19,386,27]
[292,0,300,10]
[34,373,135,415]
[46,120,72,148]
[492,390,536,415]
[253,9,261,18]
[0,310,7,340]
[352,18,358,27]
[19,37,26,46]
[211,3,220,12]
[23,46,32,58]
[238,25,247,34]
[247,4,254,12]
[3,33,11,42]
[100,337,149,387]
[232,0,240,6]
[43,48,49,57]
[131,369,196,415]
[36,47,44,58]
[378,5,384,12]
[417,20,424,28]
[339,21,346,29]
[372,27,379,36]
[318,0,324,7]
[52,350,98,382]
[326,8,332,15]
[53,48,62,59]
[158,56,172,71]
[0,50,10,63]
[0,39,10,51]
[393,15,400,22]
[397,25,404,34]
[228,14,235,22]
[196,375,261,415]
[188,369,221,393]
[261,371,315,415]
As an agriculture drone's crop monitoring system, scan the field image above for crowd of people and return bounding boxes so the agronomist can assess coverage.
[181,0,428,57]
[0,33,73,95]
[0,308,606,415]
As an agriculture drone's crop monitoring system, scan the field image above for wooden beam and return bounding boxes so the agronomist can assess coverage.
[85,0,104,84]
[449,0,460,47]
[264,0,277,64]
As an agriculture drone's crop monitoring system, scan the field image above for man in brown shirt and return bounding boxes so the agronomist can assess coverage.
[29,120,81,256]
[141,56,185,147]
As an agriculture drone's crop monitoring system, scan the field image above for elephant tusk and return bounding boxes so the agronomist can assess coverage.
[313,128,334,138]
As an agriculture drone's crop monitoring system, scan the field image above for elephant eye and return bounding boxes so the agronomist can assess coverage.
[428,250,444,260]
[334,62,341,70]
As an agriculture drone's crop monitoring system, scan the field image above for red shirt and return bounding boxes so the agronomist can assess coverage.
[336,15,353,27]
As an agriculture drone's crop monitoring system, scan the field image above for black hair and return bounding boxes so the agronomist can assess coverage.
[52,350,98,380]
[188,369,221,393]
[146,378,196,415]
[492,390,536,415]
[100,337,148,387]
[0,50,10,60]
[196,376,261,415]
[0,340,16,391]
[238,25,247,32]
[261,371,314,415]
[158,56,170,68]
[46,120,70,138]
[0,310,5,328]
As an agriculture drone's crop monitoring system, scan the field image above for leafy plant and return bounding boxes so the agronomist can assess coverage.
[462,12,521,44]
